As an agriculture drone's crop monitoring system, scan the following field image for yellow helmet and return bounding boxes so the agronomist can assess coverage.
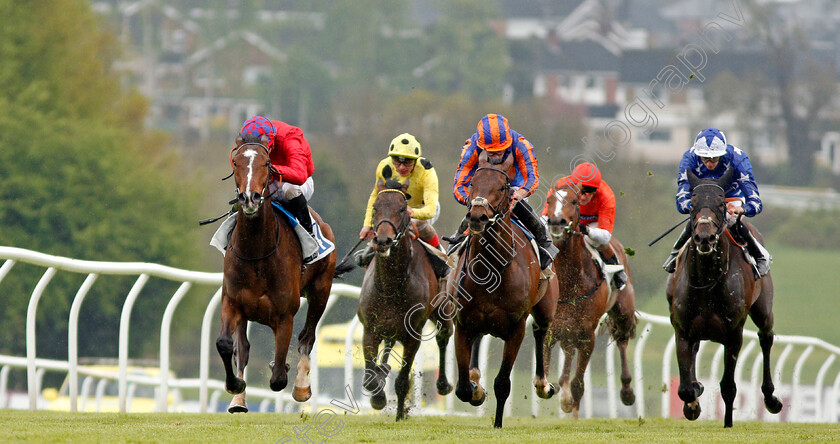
[388,133,421,160]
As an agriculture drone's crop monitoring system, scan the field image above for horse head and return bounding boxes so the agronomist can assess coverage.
[687,167,733,254]
[467,151,513,235]
[231,134,278,217]
[371,178,411,256]
[545,179,581,240]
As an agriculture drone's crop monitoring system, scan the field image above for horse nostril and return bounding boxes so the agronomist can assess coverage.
[693,234,702,244]
[251,192,262,202]
[479,214,489,223]
[559,218,567,226]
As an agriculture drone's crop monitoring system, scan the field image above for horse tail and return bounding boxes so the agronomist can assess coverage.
[333,260,356,279]
[599,311,638,341]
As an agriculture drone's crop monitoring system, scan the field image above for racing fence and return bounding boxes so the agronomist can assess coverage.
[1,245,839,422]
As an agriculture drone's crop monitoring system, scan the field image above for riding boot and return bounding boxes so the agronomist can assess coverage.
[734,221,772,277]
[419,229,451,279]
[663,224,692,273]
[286,195,314,235]
[443,216,468,255]
[599,246,627,291]
[354,245,375,268]
[512,200,559,270]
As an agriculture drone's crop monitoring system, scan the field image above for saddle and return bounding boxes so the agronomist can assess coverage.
[209,203,334,264]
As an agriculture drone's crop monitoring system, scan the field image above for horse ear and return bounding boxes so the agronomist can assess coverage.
[501,150,515,172]
[375,177,385,191]
[401,177,410,191]
[687,169,700,190]
[235,136,244,147]
[260,134,271,146]
[478,149,488,165]
[717,166,735,189]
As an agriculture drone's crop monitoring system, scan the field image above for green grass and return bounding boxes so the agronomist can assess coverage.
[1,411,839,443]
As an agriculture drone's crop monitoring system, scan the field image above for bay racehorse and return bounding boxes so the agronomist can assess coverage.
[447,152,558,428]
[537,180,637,417]
[358,178,453,421]
[667,167,782,427]
[217,136,346,413]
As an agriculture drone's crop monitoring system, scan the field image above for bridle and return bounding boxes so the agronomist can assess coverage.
[229,142,280,206]
[227,142,282,261]
[689,183,727,252]
[686,182,729,288]
[373,189,411,246]
[548,185,583,239]
[469,166,512,227]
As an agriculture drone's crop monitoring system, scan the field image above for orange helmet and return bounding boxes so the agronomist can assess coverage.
[475,114,513,152]
[569,162,601,189]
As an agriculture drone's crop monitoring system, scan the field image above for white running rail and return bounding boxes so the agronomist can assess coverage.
[1,245,839,421]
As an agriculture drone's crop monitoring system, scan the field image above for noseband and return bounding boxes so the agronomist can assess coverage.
[373,189,411,244]
[469,166,512,226]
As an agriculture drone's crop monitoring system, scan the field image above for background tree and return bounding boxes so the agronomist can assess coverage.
[0,1,206,371]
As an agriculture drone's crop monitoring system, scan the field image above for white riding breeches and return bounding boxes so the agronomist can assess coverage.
[584,222,612,248]
[270,176,314,203]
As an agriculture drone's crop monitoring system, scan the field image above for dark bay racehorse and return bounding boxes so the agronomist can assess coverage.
[358,178,453,421]
[537,181,637,418]
[667,168,782,427]
[217,136,345,412]
[448,152,558,428]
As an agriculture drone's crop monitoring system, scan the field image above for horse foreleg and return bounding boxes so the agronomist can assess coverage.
[720,333,743,428]
[395,339,421,421]
[297,283,329,358]
[362,331,386,410]
[216,299,245,394]
[493,324,526,428]
[454,328,478,405]
[468,336,485,406]
[749,279,783,415]
[228,322,250,413]
[609,293,636,406]
[558,346,575,414]
[676,335,701,420]
[532,322,556,399]
[269,314,294,393]
[568,336,595,419]
[434,318,454,395]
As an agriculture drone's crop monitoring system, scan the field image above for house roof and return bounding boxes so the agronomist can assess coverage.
[185,30,286,67]
[542,40,620,73]
[500,0,585,18]
[619,49,773,84]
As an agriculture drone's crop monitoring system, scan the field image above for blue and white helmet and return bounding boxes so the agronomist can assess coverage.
[693,128,728,157]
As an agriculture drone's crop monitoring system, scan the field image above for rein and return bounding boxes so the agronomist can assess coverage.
[228,208,282,261]
[686,182,730,288]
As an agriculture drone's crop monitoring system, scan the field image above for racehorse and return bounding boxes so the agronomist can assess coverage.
[358,178,453,421]
[537,180,637,418]
[217,136,346,413]
[666,167,782,427]
[447,152,557,428]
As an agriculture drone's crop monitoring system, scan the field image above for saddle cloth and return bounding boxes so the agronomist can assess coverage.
[210,203,334,264]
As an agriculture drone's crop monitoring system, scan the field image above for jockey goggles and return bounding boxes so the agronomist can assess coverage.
[391,156,416,165]
[581,185,598,194]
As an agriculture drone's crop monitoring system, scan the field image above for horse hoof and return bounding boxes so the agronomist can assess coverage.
[469,383,486,407]
[436,380,453,396]
[621,388,636,406]
[694,381,704,397]
[293,386,312,402]
[683,401,701,421]
[765,396,783,414]
[560,399,574,414]
[536,383,556,399]
[370,393,387,410]
[228,403,248,414]
[225,378,246,395]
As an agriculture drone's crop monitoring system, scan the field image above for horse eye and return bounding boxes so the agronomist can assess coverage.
[265,161,270,167]
[572,200,578,205]
[233,161,238,167]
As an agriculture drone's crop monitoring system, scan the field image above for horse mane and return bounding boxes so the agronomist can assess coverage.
[381,178,404,190]
[241,133,262,144]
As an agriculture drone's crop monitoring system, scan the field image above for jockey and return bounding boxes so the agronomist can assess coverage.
[238,116,316,236]
[449,113,559,270]
[545,162,628,290]
[355,133,449,278]
[663,128,771,276]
